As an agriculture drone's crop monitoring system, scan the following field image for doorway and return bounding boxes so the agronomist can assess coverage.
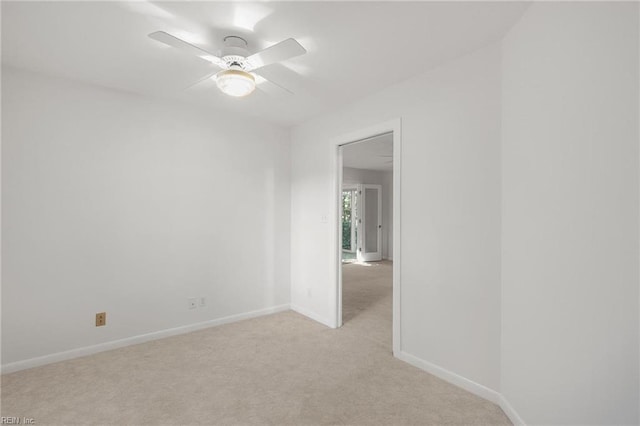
[330,119,401,355]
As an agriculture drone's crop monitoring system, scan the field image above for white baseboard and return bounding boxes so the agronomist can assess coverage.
[2,304,290,374]
[3,304,527,425]
[396,351,526,425]
[290,304,334,328]
[499,394,526,426]
[396,351,501,404]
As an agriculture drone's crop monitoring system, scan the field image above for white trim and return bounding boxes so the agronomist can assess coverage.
[342,184,359,191]
[1,304,290,374]
[391,122,402,356]
[290,304,333,328]
[499,395,526,426]
[396,351,501,404]
[336,146,344,328]
[396,350,527,425]
[329,118,402,354]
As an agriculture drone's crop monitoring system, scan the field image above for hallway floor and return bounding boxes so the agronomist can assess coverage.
[342,260,393,349]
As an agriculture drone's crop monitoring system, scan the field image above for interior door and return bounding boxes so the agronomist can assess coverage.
[358,184,382,262]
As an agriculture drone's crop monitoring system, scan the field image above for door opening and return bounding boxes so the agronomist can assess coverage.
[331,120,401,356]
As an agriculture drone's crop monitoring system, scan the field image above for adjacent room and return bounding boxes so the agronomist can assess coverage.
[2,1,639,425]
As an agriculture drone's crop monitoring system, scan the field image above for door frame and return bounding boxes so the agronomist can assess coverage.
[329,118,402,356]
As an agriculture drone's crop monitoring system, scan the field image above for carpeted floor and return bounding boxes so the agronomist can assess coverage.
[1,261,510,425]
[342,260,393,350]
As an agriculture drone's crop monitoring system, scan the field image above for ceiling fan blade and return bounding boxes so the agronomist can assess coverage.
[149,31,225,67]
[255,74,294,97]
[246,38,306,71]
[183,70,218,90]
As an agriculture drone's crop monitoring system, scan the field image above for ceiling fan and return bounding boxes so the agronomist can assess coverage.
[149,31,306,98]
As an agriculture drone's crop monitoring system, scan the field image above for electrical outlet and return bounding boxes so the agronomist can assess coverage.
[188,298,197,310]
[95,312,106,327]
[199,297,206,307]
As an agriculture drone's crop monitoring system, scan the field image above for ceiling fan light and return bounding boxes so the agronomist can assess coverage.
[215,69,255,97]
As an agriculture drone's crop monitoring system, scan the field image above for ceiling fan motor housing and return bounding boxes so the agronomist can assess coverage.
[221,36,250,67]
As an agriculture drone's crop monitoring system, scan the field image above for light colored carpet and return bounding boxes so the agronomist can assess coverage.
[1,261,510,425]
[342,260,393,350]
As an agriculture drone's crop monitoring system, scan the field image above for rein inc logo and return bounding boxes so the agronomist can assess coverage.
[0,418,35,425]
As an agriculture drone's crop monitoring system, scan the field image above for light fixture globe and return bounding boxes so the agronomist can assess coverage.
[215,69,255,97]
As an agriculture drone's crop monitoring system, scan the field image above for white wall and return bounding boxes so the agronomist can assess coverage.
[501,2,639,424]
[291,44,502,391]
[342,167,393,260]
[1,67,291,366]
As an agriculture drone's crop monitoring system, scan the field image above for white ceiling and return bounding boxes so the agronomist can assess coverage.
[343,133,393,172]
[1,1,529,127]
